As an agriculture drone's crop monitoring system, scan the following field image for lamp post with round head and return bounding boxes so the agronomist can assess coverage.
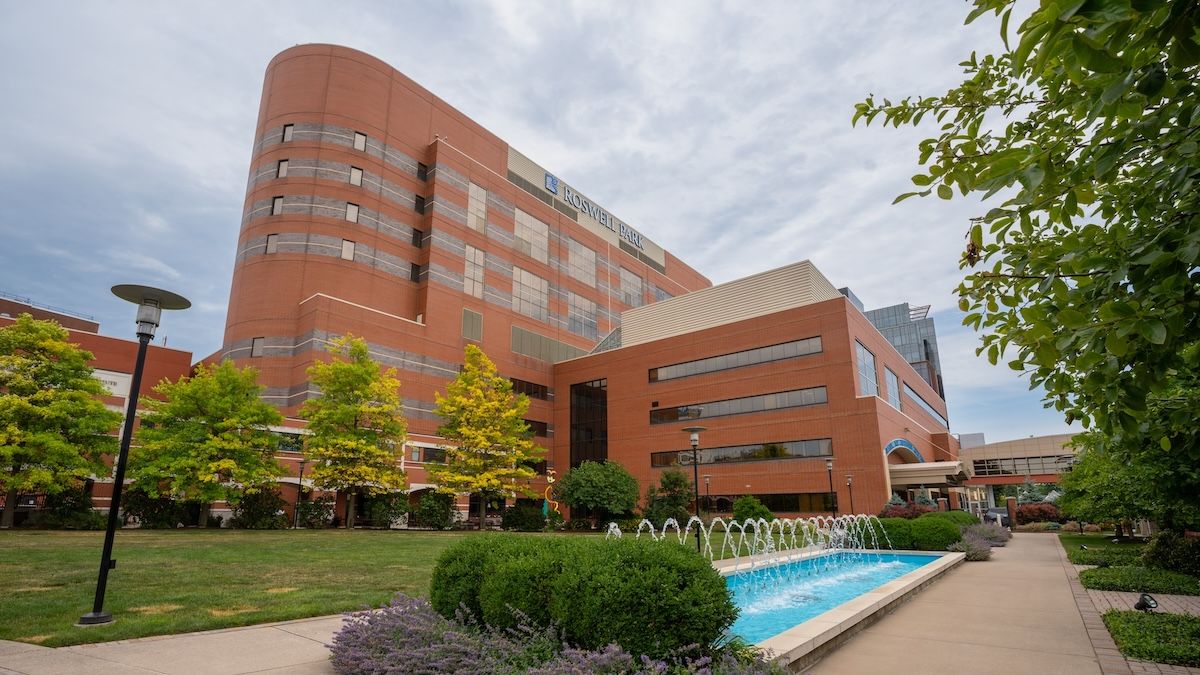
[78,285,189,626]
[681,426,706,553]
[846,474,855,515]
[825,457,837,518]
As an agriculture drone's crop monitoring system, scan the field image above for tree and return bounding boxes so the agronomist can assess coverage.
[301,336,408,528]
[555,460,640,522]
[130,361,285,527]
[426,344,542,530]
[854,1,1200,445]
[0,315,122,528]
[643,468,693,526]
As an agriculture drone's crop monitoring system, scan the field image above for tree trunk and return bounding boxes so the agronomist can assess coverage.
[345,492,356,529]
[198,503,211,528]
[478,492,486,531]
[1,486,17,529]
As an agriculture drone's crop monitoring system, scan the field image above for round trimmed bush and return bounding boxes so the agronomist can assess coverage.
[919,510,980,526]
[910,517,962,550]
[875,517,914,549]
[430,534,544,619]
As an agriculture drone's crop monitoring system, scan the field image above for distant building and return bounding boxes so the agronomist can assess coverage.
[864,302,944,397]
[959,433,1078,512]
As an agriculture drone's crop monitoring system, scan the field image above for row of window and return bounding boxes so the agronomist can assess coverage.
[279,124,428,180]
[855,340,947,429]
[650,438,833,468]
[903,383,950,428]
[649,337,822,383]
[262,234,422,280]
[649,386,828,425]
[972,456,1073,476]
[698,492,837,514]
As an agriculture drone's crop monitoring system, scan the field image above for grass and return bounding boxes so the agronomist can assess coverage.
[1059,532,1146,565]
[0,529,478,647]
[1104,610,1200,667]
[1079,566,1200,596]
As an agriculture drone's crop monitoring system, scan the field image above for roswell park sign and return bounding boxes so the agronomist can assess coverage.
[545,172,645,251]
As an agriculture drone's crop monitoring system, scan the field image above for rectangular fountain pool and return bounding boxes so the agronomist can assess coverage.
[726,552,940,643]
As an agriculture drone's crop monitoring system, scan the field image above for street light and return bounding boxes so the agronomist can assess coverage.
[79,285,189,626]
[846,474,855,515]
[681,426,707,553]
[825,457,837,518]
[293,458,309,529]
[703,474,711,512]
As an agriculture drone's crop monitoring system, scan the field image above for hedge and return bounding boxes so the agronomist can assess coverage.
[863,517,913,550]
[909,517,962,551]
[1079,566,1200,596]
[919,510,979,526]
[1142,530,1200,577]
[430,534,737,658]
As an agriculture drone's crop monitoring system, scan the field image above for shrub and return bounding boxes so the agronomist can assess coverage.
[732,495,774,523]
[430,534,738,659]
[1142,530,1200,577]
[863,517,913,549]
[1016,502,1061,525]
[554,461,640,520]
[22,485,106,530]
[642,469,693,527]
[229,488,289,529]
[363,493,409,528]
[1079,566,1200,595]
[909,517,962,551]
[963,523,1010,546]
[564,518,593,531]
[121,488,195,528]
[878,502,936,519]
[501,501,548,532]
[1083,523,1102,533]
[414,492,455,530]
[296,496,334,528]
[948,533,992,561]
[1103,610,1200,668]
[919,510,980,526]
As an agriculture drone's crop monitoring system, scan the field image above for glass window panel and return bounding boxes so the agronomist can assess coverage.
[276,160,288,178]
[856,341,878,397]
[515,209,549,263]
[349,166,363,186]
[265,234,278,254]
[353,131,367,151]
[271,196,283,215]
[341,239,355,260]
[281,124,293,142]
[463,245,485,299]
[467,182,487,231]
[346,203,359,223]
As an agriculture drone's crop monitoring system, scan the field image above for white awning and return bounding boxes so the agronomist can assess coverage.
[889,460,967,487]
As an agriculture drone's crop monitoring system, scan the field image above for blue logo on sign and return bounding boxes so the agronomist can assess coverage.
[544,173,559,194]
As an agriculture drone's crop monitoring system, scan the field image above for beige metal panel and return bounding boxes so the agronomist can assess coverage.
[958,433,1077,462]
[620,261,843,347]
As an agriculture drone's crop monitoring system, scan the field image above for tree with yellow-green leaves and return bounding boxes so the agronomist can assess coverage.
[427,344,542,530]
[301,336,407,528]
[1,315,122,529]
[130,360,285,527]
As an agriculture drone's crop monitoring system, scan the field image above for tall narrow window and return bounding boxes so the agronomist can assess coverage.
[462,308,483,341]
[271,196,284,215]
[276,160,288,178]
[353,131,367,151]
[885,368,901,409]
[416,162,429,181]
[514,209,549,263]
[265,234,279,254]
[346,203,359,223]
[341,239,355,261]
[463,245,484,298]
[410,263,422,282]
[855,341,878,397]
[414,195,426,214]
[467,182,487,231]
[567,292,598,339]
[281,124,294,142]
[349,166,363,187]
[411,229,424,247]
[512,267,549,321]
[567,239,596,286]
[250,337,265,357]
[620,268,643,307]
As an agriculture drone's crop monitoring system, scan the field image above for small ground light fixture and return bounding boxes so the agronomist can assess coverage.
[1133,594,1158,613]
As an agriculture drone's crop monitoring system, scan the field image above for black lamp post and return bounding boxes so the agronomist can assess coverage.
[846,474,855,515]
[293,458,309,529]
[681,425,706,553]
[79,285,189,626]
[825,457,837,518]
[703,474,711,512]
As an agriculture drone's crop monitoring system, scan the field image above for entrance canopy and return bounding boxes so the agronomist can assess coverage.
[889,460,967,488]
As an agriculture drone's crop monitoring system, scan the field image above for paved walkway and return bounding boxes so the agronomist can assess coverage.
[1087,589,1200,617]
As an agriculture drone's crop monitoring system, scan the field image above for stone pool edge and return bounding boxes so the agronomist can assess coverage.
[714,549,965,671]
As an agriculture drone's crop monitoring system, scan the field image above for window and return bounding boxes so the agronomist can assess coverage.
[619,268,643,306]
[353,131,367,151]
[410,263,422,283]
[281,124,294,142]
[649,386,828,424]
[514,209,549,263]
[524,419,549,437]
[414,195,426,214]
[650,438,832,467]
[341,239,355,261]
[649,337,822,382]
[346,203,359,223]
[903,383,950,428]
[885,368,901,409]
[511,326,587,362]
[511,378,549,400]
[276,159,288,178]
[349,166,363,187]
[271,196,284,215]
[652,284,673,302]
[570,379,607,466]
[467,182,487,231]
[416,162,429,181]
[250,337,265,357]
[512,267,548,321]
[567,239,596,286]
[265,234,279,254]
[463,245,484,299]
[567,292,598,339]
[855,341,879,397]
[462,308,482,341]
[411,229,424,247]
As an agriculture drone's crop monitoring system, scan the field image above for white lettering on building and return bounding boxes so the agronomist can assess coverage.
[561,185,645,250]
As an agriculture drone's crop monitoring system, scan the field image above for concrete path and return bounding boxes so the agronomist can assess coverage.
[0,615,341,675]
[809,533,1102,674]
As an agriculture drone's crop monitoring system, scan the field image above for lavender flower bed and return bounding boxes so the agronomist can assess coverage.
[329,594,786,675]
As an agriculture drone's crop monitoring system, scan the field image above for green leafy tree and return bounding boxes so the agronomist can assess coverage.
[130,361,285,527]
[301,336,408,528]
[0,315,121,528]
[854,1,1200,444]
[643,468,694,526]
[427,344,542,530]
[555,460,640,523]
[733,494,775,523]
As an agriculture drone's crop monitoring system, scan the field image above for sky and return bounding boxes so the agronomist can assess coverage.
[0,1,1074,443]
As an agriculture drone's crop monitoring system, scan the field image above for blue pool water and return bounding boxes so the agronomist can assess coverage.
[728,552,939,643]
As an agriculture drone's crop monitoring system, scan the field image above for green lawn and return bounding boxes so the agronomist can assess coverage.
[0,529,479,647]
[1059,532,1146,565]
